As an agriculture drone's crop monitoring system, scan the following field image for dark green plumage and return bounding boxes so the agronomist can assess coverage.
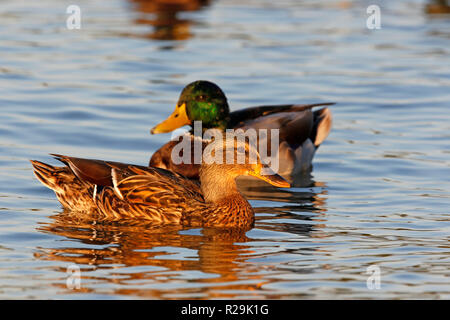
[179,80,230,130]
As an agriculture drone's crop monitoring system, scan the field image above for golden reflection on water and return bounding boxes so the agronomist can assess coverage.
[34,180,328,299]
[129,0,212,40]
[425,0,450,14]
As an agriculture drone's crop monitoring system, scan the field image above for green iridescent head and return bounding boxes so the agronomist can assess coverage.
[179,80,230,129]
[151,80,230,134]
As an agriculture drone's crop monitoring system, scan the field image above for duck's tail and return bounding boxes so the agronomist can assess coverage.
[312,107,333,147]
[31,159,97,211]
[30,160,65,192]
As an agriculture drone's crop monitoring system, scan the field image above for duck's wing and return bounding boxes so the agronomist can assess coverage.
[50,154,163,187]
[232,105,332,147]
[233,106,333,176]
[95,169,204,222]
[228,102,334,129]
[110,172,203,205]
[51,153,202,190]
[233,108,314,148]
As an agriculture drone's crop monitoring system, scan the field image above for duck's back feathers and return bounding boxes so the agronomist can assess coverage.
[235,108,314,148]
[50,154,142,187]
[228,102,334,129]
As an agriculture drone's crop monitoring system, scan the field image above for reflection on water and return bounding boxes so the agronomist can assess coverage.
[129,0,212,40]
[426,0,450,14]
[34,180,327,299]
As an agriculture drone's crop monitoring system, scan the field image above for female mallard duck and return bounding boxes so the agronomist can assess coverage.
[150,80,333,179]
[31,138,289,229]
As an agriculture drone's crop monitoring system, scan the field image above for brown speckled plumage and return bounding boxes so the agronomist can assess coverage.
[31,160,97,212]
[31,140,289,229]
[183,195,254,228]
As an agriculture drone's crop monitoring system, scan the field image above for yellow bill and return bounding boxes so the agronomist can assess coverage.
[151,103,190,134]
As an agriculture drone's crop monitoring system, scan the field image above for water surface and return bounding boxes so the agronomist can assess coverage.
[0,0,449,299]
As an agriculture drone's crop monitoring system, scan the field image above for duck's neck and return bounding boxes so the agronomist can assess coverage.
[199,167,255,229]
[199,168,241,203]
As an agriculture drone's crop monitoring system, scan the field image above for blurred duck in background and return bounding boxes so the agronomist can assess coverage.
[425,0,450,14]
[129,0,211,40]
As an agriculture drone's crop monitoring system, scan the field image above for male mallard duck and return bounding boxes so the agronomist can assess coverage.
[31,138,289,229]
[150,80,333,179]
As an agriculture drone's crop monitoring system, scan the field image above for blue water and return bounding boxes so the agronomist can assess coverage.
[0,0,449,299]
